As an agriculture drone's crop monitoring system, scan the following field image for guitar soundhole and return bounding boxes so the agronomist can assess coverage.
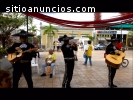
[16,52,20,57]
[16,52,19,55]
[117,53,120,56]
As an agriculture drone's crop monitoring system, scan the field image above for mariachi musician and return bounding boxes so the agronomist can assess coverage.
[58,35,77,88]
[105,36,120,88]
[7,30,38,88]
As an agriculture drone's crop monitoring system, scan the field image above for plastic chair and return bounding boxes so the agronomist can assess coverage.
[31,57,40,74]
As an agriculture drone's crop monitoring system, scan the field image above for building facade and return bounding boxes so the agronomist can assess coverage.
[94,30,129,45]
[41,27,94,49]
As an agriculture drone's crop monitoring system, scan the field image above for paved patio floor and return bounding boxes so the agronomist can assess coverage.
[18,50,133,88]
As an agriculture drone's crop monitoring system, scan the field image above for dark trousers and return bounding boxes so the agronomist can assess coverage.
[108,65,117,85]
[36,52,40,57]
[62,60,74,88]
[53,46,55,51]
[57,46,59,51]
[13,62,33,88]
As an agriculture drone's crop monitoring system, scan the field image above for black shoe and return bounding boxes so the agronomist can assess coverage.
[38,57,40,58]
[50,74,53,78]
[62,84,65,88]
[111,84,117,87]
[66,85,71,88]
[41,73,46,76]
[108,83,117,88]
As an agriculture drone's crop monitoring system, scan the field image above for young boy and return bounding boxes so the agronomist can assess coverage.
[0,69,12,88]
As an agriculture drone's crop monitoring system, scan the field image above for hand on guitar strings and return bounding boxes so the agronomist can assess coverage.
[15,47,22,51]
[115,50,119,54]
[26,49,33,53]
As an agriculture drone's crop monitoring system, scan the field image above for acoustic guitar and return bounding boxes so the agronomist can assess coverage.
[7,50,28,64]
[105,51,126,68]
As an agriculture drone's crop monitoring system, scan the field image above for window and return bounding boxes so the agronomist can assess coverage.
[82,36,87,38]
[70,35,77,38]
[58,36,64,38]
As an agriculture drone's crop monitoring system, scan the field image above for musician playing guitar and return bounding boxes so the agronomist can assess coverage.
[7,30,38,88]
[105,36,120,88]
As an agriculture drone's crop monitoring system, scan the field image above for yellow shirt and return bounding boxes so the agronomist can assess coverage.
[86,44,92,56]
[46,53,56,63]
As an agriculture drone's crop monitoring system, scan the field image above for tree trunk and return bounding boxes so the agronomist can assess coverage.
[1,37,6,48]
[32,37,33,44]
[50,34,52,49]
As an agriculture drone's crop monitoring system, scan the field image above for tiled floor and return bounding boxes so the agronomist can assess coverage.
[18,50,133,88]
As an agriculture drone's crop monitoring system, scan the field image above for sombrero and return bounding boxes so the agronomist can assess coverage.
[58,35,74,42]
[106,36,120,42]
[11,30,35,37]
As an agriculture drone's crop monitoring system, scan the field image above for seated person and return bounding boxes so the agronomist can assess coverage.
[41,49,56,78]
[33,43,40,58]
[0,69,12,88]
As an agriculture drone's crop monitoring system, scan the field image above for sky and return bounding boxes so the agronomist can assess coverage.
[20,13,121,35]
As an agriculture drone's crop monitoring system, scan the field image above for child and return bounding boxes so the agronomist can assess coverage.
[0,69,12,88]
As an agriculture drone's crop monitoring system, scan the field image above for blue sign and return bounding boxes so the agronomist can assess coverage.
[97,30,117,34]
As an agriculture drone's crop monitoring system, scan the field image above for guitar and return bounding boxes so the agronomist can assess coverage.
[105,51,126,68]
[7,50,29,63]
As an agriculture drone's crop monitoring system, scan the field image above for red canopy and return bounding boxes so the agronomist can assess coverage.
[23,12,133,28]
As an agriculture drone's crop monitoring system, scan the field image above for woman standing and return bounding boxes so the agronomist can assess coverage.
[53,41,56,51]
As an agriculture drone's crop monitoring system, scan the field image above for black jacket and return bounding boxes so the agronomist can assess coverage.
[106,43,118,55]
[61,44,77,58]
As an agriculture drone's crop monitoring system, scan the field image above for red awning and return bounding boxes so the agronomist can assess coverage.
[22,12,133,28]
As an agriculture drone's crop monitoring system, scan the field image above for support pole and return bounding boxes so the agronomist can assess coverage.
[121,23,122,42]
[26,15,28,42]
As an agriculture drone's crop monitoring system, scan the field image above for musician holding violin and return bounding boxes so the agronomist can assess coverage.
[105,36,121,88]
[7,30,38,88]
[58,35,77,88]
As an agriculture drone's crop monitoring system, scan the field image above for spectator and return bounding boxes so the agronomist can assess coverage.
[33,43,40,58]
[80,41,84,51]
[115,39,122,50]
[73,42,78,61]
[53,41,56,51]
[0,69,12,88]
[57,41,59,51]
[83,41,93,66]
[41,49,56,78]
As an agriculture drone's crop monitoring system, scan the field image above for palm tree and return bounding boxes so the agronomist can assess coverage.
[28,25,38,34]
[42,24,58,48]
[28,25,38,43]
[128,29,133,36]
[85,35,95,41]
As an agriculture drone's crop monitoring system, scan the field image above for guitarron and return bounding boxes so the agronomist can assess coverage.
[105,51,126,68]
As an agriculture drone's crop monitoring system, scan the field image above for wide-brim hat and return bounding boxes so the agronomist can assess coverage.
[11,30,35,37]
[106,36,120,42]
[58,35,74,42]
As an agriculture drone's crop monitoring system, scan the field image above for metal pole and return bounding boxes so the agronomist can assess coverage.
[40,22,43,50]
[121,22,122,42]
[72,30,73,36]
[26,15,28,43]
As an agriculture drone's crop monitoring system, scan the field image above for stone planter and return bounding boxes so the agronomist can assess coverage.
[0,53,7,59]
[0,57,13,77]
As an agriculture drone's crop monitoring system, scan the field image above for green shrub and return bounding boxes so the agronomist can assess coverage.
[0,47,7,53]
